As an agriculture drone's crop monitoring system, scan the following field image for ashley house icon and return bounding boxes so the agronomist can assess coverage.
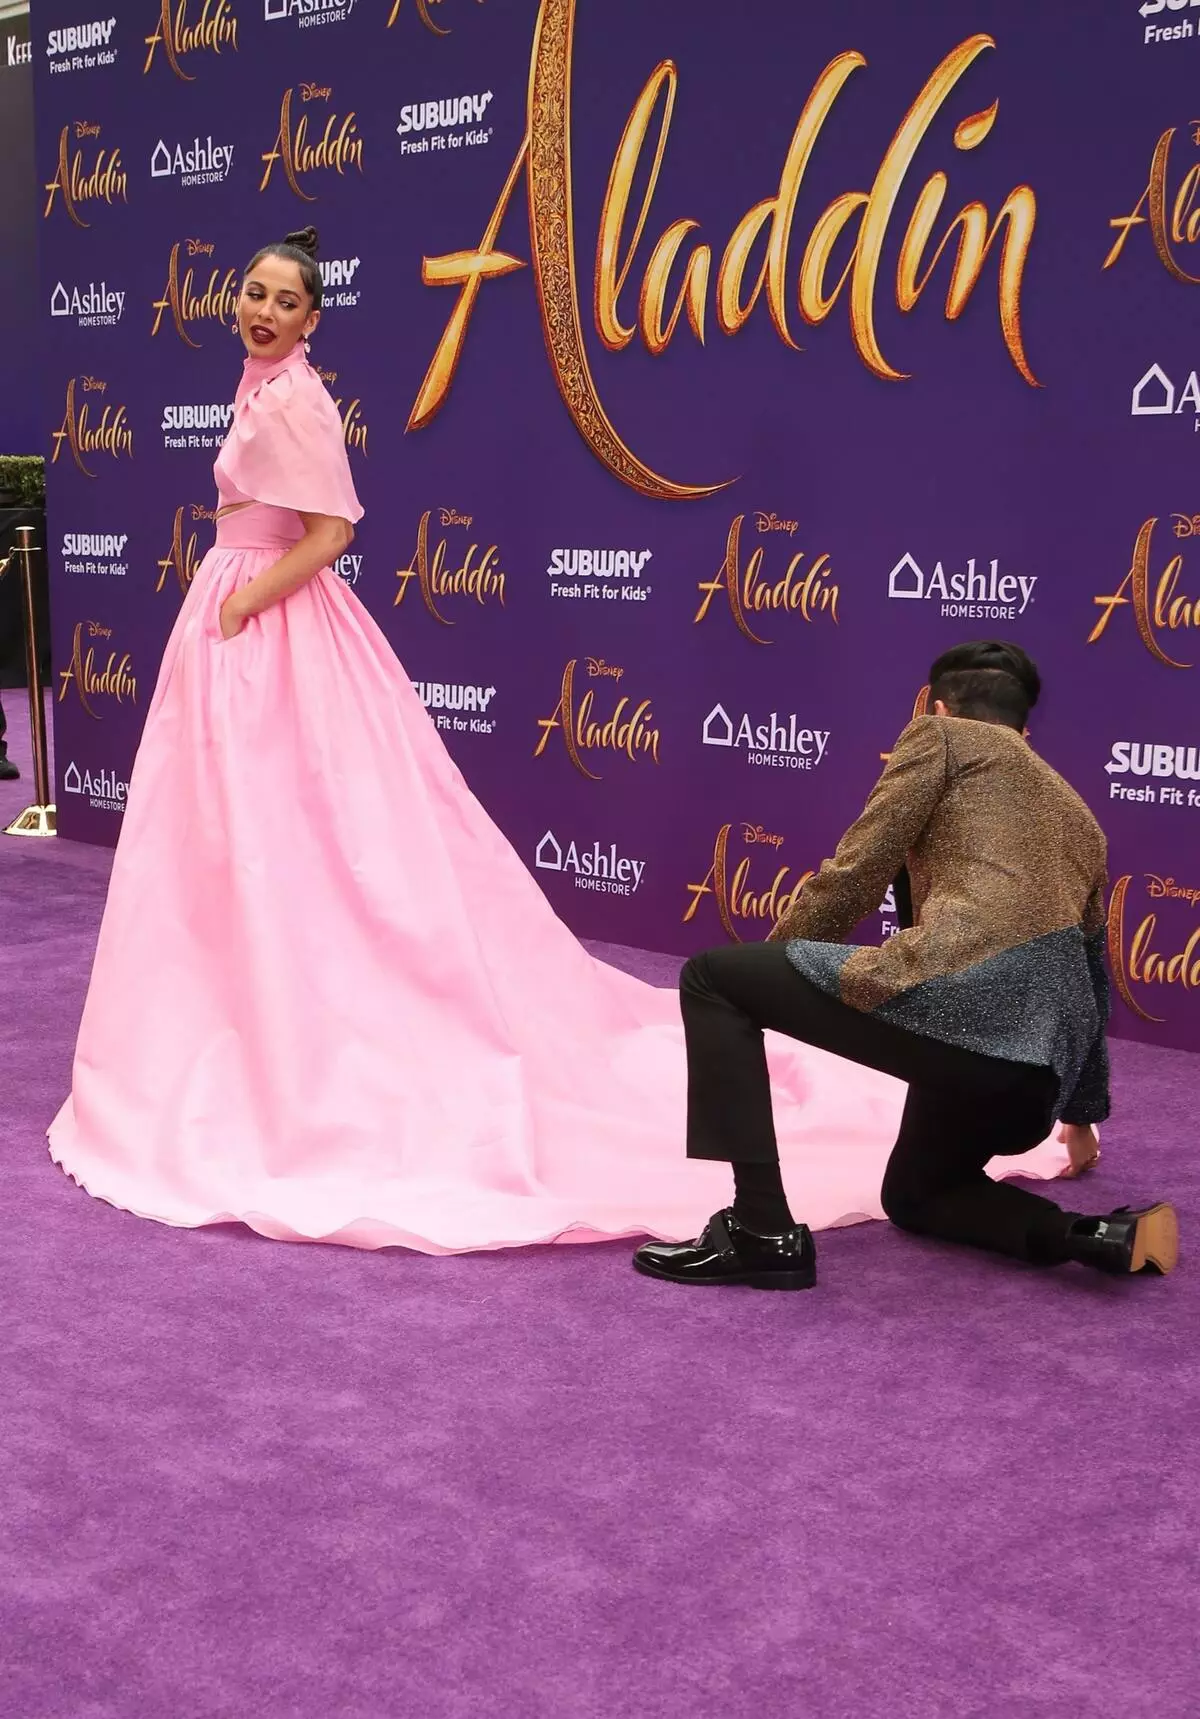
[702,705,735,747]
[887,554,926,598]
[535,832,563,871]
[63,763,83,794]
[1131,364,1176,416]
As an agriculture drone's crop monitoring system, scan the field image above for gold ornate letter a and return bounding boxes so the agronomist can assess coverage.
[409,0,730,500]
[528,0,727,498]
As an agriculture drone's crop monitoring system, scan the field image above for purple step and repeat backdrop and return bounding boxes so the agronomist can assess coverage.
[32,0,1200,1052]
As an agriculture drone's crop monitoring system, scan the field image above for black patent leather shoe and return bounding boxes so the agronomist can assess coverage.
[0,757,18,781]
[1065,1204,1179,1275]
[633,1208,816,1290]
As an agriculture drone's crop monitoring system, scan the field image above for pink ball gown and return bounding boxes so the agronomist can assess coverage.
[47,343,1067,1253]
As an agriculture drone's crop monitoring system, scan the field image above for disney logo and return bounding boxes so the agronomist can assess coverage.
[86,620,113,639]
[754,513,799,536]
[81,376,107,393]
[585,658,624,680]
[74,121,101,139]
[190,504,217,522]
[440,508,474,528]
[316,366,338,383]
[1172,514,1200,538]
[187,239,215,257]
[741,824,785,848]
[301,84,332,102]
[1146,874,1200,909]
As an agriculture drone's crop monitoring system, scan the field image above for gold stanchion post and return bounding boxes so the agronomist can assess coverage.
[2,524,56,838]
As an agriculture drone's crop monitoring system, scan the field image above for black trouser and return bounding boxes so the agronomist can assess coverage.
[0,690,7,760]
[681,945,1078,1264]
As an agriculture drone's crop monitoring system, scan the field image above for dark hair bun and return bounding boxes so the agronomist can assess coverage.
[283,225,320,260]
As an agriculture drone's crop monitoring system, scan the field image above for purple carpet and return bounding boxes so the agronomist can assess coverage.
[3,691,1198,1717]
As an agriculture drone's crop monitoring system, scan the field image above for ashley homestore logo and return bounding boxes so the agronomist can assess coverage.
[702,704,830,770]
[888,553,1036,619]
[535,831,645,895]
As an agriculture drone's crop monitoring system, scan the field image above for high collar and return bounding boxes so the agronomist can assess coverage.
[236,338,309,402]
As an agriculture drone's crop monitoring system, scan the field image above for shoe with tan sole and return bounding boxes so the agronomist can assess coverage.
[1065,1204,1179,1276]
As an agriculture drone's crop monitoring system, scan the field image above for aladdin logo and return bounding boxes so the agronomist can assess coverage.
[535,830,646,896]
[334,388,367,452]
[260,84,363,201]
[387,0,488,35]
[409,10,1039,499]
[395,509,505,624]
[143,1,239,78]
[46,19,118,68]
[397,91,493,156]
[1130,363,1200,422]
[57,622,137,718]
[312,368,368,450]
[151,240,239,346]
[702,704,830,771]
[547,547,652,603]
[695,515,837,644]
[8,34,32,67]
[1140,0,1200,45]
[684,823,813,942]
[157,504,214,594]
[1106,116,1200,281]
[43,123,127,226]
[62,760,129,813]
[888,553,1036,619]
[1107,741,1200,806]
[533,659,660,779]
[62,533,129,577]
[265,0,356,26]
[50,280,125,327]
[151,134,234,187]
[1089,515,1200,668]
[51,378,133,476]
[1108,872,1200,1023]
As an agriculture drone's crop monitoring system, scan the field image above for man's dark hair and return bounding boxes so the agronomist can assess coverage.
[927,640,1040,732]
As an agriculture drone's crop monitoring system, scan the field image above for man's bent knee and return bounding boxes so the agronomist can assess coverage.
[679,951,714,1000]
[880,1172,930,1235]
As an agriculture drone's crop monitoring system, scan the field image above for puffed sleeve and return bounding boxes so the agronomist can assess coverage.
[216,361,363,524]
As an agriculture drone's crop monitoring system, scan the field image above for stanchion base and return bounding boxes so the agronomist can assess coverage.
[4,803,57,838]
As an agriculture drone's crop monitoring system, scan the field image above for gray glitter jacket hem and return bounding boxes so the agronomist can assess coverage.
[769,717,1112,1126]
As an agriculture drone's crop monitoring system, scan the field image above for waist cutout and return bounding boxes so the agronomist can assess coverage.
[215,502,304,551]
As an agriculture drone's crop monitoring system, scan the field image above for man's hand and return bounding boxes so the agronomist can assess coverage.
[1057,1122,1100,1178]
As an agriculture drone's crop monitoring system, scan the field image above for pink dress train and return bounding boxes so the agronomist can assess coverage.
[47,344,1068,1253]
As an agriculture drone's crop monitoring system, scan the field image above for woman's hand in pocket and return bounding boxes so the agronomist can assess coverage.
[219,594,248,641]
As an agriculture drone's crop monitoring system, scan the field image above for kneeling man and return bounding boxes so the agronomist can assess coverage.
[634,642,1178,1290]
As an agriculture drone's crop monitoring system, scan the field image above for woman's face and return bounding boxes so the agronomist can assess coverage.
[237,254,320,361]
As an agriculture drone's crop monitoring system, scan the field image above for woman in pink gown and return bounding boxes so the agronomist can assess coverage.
[48,229,1068,1255]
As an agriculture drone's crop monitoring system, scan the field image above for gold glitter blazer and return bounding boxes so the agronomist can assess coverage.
[770,716,1111,1124]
